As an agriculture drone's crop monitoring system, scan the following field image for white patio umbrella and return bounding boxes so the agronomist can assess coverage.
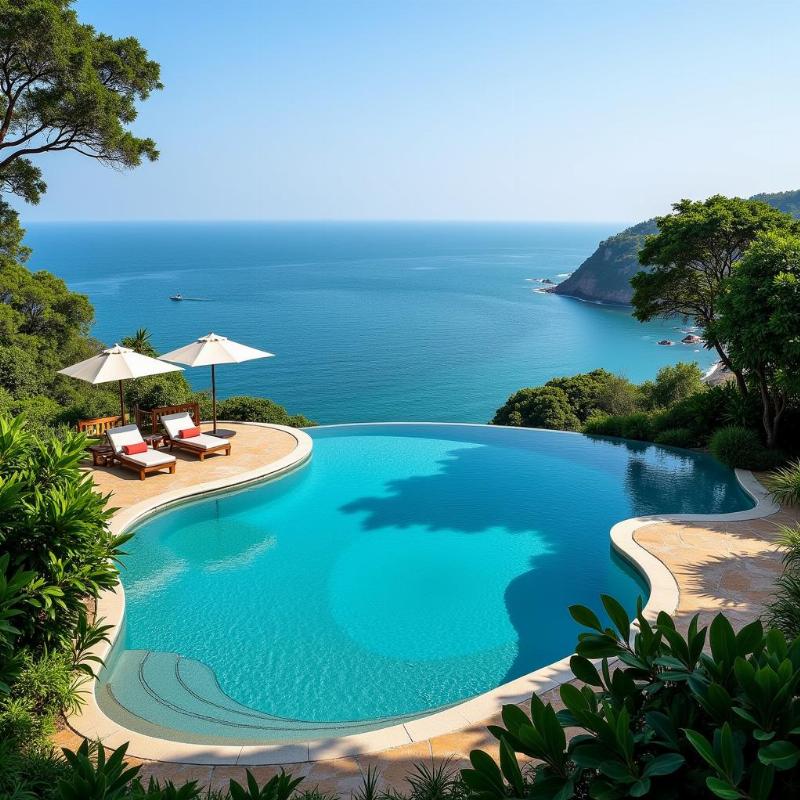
[58,344,184,423]
[158,333,274,434]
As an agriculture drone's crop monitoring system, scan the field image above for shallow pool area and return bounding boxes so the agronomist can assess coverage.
[97,424,753,743]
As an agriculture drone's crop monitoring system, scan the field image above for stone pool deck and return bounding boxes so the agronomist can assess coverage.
[57,456,796,795]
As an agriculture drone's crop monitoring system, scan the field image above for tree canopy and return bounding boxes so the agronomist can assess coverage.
[714,230,800,447]
[0,0,162,204]
[632,195,799,394]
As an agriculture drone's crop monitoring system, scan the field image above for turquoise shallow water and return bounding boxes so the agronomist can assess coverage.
[25,221,716,423]
[101,425,752,738]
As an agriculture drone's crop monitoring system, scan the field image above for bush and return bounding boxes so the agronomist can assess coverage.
[709,425,774,469]
[492,386,581,430]
[643,362,705,409]
[764,524,800,639]
[215,396,314,428]
[582,412,654,441]
[766,460,800,506]
[582,413,623,437]
[461,595,800,800]
[0,414,124,650]
[653,427,696,448]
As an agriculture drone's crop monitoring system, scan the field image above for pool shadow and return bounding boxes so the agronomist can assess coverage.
[338,437,744,688]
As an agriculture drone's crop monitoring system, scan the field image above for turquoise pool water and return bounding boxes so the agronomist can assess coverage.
[99,424,753,742]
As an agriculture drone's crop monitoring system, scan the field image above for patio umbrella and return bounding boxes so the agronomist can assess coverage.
[58,344,184,423]
[158,333,274,434]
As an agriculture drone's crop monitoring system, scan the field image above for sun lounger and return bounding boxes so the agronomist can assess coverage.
[106,424,177,480]
[160,412,232,460]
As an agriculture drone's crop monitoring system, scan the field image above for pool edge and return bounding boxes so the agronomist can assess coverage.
[67,426,779,766]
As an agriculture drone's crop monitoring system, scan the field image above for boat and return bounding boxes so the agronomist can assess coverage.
[658,339,674,346]
[170,293,183,301]
[681,334,703,344]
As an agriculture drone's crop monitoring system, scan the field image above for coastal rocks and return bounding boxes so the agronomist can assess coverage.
[551,189,800,306]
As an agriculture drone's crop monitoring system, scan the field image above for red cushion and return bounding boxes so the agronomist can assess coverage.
[123,441,147,455]
[179,426,201,439]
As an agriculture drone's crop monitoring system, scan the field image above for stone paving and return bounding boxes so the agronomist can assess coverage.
[55,462,797,796]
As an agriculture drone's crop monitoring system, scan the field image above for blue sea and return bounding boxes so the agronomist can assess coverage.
[25,221,713,423]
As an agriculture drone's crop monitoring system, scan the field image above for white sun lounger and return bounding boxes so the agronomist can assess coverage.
[160,412,232,460]
[106,424,177,480]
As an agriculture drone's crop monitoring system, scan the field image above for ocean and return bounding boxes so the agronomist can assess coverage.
[25,221,713,424]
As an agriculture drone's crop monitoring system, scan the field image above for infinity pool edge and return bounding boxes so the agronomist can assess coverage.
[68,424,778,766]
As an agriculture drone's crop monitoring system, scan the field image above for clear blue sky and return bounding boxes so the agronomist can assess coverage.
[17,0,800,222]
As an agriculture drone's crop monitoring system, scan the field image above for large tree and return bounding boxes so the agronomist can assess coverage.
[0,0,162,205]
[631,195,799,395]
[713,231,800,448]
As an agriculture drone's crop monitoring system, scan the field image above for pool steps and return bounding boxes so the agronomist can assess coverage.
[100,650,431,744]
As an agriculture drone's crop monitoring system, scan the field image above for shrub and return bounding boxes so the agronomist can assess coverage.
[0,414,124,650]
[709,425,770,469]
[492,386,581,431]
[582,413,624,437]
[461,595,800,800]
[764,524,800,639]
[215,396,314,428]
[582,412,654,441]
[766,460,800,506]
[653,427,696,448]
[618,411,653,440]
[644,362,705,409]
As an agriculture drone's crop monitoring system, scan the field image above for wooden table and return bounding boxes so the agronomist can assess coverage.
[88,444,114,467]
[144,433,166,449]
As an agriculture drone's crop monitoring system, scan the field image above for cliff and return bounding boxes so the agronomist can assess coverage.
[552,189,800,305]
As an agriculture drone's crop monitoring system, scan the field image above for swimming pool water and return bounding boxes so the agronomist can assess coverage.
[101,424,753,740]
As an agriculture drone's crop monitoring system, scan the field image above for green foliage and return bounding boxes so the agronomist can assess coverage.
[0,0,162,205]
[229,770,303,800]
[492,385,580,431]
[583,411,654,441]
[462,595,800,799]
[644,362,705,409]
[59,741,141,800]
[709,426,773,470]
[0,413,122,651]
[0,552,35,695]
[544,369,639,422]
[653,427,695,448]
[766,460,800,507]
[764,525,800,640]
[215,395,314,428]
[714,230,800,447]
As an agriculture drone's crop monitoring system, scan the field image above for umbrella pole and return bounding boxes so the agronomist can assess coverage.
[211,364,217,434]
[118,380,125,424]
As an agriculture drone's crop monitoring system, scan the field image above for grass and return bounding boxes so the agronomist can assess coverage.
[765,459,800,506]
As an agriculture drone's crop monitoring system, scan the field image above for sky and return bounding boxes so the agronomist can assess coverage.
[14,0,800,223]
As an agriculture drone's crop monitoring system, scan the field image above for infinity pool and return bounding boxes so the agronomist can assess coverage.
[99,424,753,743]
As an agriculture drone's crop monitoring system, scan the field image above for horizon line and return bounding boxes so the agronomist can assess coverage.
[22,217,632,226]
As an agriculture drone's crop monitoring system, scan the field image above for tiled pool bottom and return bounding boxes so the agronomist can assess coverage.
[99,649,436,744]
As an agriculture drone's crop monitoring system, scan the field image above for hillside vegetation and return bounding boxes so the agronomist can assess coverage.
[552,189,800,304]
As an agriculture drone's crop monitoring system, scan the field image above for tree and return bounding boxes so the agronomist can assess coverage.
[714,231,800,448]
[0,0,162,205]
[492,385,581,430]
[632,195,799,395]
[644,362,704,409]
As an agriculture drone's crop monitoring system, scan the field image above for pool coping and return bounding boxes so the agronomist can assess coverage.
[67,424,779,766]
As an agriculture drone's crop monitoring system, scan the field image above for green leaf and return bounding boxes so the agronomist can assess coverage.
[642,753,685,777]
[601,595,630,641]
[758,739,800,770]
[684,729,721,772]
[499,737,525,797]
[569,604,603,632]
[570,655,603,687]
[705,777,743,800]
